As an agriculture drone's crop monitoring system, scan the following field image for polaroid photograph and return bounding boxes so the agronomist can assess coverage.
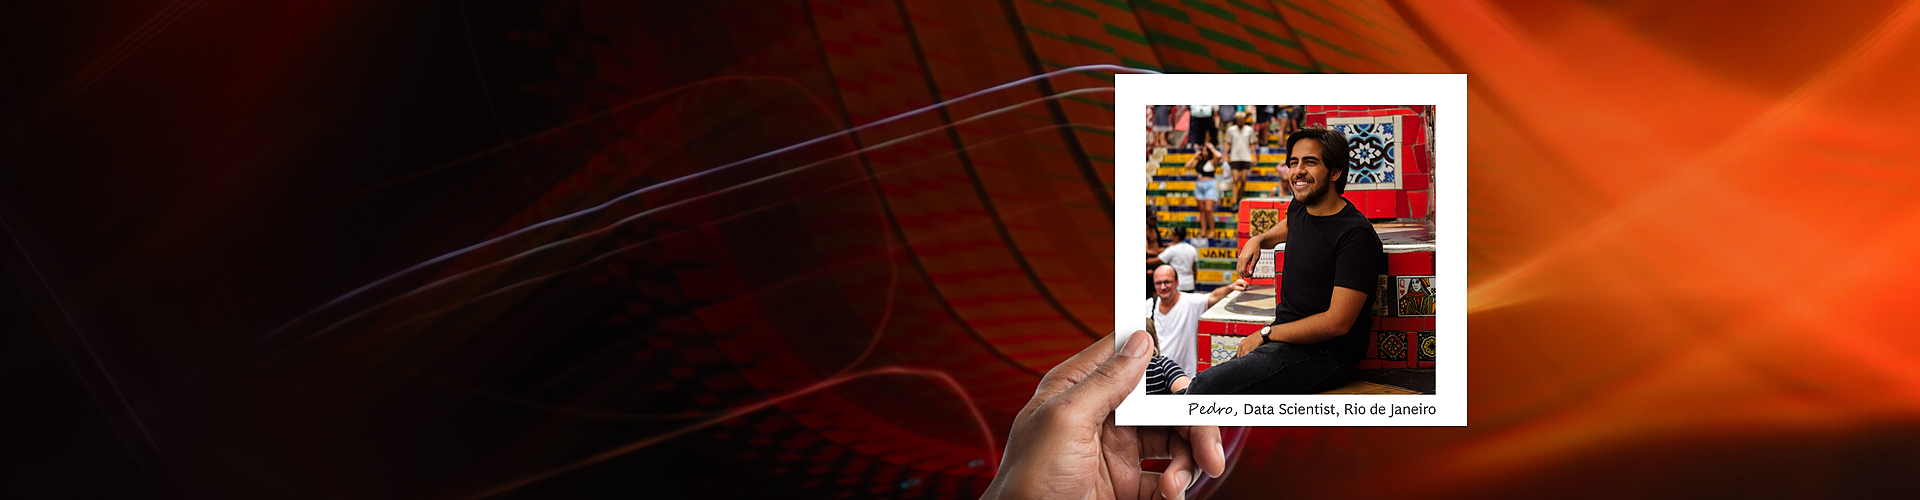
[1114,74,1465,426]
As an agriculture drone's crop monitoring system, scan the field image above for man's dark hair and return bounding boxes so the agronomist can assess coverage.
[1285,127,1351,194]
[1173,226,1189,241]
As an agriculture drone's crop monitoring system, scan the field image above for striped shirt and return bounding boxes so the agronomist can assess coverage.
[1146,355,1189,395]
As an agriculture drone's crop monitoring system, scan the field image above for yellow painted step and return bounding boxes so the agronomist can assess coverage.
[1152,181,1282,194]
[1199,247,1237,259]
[1196,269,1239,284]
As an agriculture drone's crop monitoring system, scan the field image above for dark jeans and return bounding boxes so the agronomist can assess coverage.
[1188,119,1216,147]
[1185,340,1354,394]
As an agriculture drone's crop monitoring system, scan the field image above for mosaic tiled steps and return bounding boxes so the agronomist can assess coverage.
[1148,181,1283,197]
[1151,233,1242,291]
[1153,221,1241,291]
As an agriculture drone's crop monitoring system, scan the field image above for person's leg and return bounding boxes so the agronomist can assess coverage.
[1194,178,1217,238]
[1239,168,1250,203]
[1230,164,1250,205]
[1198,198,1213,238]
[1186,341,1353,394]
[1187,340,1294,394]
[1198,199,1213,238]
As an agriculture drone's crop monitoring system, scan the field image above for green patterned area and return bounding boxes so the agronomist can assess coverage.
[1040,0,1100,18]
[1226,0,1280,21]
[1104,24,1150,45]
[1179,0,1237,22]
[1138,0,1191,23]
[1196,26,1257,53]
[1268,0,1406,71]
[1136,0,1317,74]
[1242,25,1301,49]
[1145,28,1213,57]
[1014,0,1430,78]
[1198,260,1237,271]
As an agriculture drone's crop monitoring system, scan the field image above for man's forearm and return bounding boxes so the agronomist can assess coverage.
[1207,283,1234,302]
[1254,223,1285,245]
[1265,312,1352,345]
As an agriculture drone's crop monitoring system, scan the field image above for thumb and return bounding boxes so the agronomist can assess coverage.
[1051,329,1152,420]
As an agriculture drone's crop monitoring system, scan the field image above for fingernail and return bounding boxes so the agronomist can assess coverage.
[1212,441,1224,477]
[1124,330,1151,358]
[1174,470,1192,499]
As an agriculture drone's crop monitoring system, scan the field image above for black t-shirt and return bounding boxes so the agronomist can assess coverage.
[1273,197,1381,364]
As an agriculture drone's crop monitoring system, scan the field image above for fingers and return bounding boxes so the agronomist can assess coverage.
[1174,426,1227,478]
[1157,432,1195,500]
[1133,472,1166,500]
[1131,426,1206,500]
[1100,414,1143,500]
[1047,330,1151,422]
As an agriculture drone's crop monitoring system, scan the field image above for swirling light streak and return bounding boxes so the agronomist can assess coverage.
[272,87,1120,360]
[373,124,1114,424]
[262,65,1155,352]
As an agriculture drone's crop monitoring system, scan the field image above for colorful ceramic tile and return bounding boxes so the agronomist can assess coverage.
[1417,331,1437,362]
[1376,330,1407,362]
[1394,276,1436,317]
[1326,115,1404,190]
[1252,249,1276,279]
[1211,335,1241,365]
[1249,208,1280,236]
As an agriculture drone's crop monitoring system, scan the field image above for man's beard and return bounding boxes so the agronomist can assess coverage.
[1294,174,1335,206]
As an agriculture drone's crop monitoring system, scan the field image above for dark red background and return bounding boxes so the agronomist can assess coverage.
[6,1,1920,499]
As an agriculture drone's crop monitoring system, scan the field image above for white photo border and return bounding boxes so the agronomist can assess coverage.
[1114,73,1466,426]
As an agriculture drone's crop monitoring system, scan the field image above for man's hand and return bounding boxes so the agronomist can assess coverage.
[1236,238,1262,277]
[1235,328,1266,359]
[1205,279,1248,309]
[981,332,1227,500]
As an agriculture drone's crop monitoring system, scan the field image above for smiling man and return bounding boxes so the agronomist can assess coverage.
[1183,128,1382,394]
[1148,265,1247,377]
